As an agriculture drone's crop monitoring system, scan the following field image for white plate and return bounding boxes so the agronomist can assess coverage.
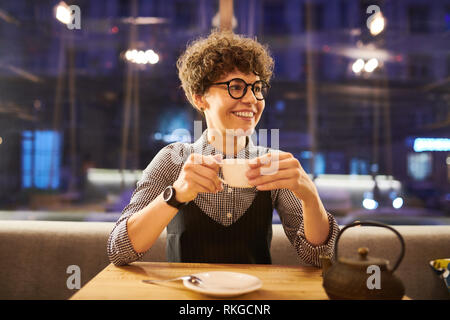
[183,271,262,297]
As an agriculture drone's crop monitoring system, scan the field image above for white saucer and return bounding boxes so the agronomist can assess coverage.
[183,271,262,297]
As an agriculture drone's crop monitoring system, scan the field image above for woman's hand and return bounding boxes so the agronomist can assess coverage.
[246,152,319,203]
[173,153,223,203]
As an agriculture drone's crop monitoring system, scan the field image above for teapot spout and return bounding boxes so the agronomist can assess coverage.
[319,254,332,275]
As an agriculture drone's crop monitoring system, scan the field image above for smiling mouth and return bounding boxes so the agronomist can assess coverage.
[232,111,255,120]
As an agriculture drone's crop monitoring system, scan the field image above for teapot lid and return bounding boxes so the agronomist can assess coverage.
[338,247,388,270]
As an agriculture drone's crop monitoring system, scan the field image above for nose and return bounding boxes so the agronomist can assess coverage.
[241,85,258,104]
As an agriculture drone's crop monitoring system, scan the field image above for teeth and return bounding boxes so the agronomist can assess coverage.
[233,111,254,118]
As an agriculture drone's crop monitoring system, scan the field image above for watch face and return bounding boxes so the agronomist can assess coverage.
[163,186,173,201]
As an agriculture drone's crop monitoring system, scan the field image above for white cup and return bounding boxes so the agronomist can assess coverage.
[221,158,253,188]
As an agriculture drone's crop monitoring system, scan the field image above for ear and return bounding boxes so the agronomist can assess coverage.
[192,94,207,112]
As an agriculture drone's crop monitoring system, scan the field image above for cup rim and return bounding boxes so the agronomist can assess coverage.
[221,158,253,165]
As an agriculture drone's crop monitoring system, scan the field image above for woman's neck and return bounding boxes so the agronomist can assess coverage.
[207,129,247,157]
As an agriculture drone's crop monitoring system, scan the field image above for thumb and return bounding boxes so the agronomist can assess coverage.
[213,154,223,164]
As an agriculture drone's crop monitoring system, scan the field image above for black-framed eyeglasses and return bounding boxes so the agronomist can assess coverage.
[210,78,270,101]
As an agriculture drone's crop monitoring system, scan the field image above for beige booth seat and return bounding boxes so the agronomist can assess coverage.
[0,220,449,300]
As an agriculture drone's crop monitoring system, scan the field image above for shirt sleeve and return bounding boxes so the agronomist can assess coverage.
[106,142,188,266]
[275,188,340,267]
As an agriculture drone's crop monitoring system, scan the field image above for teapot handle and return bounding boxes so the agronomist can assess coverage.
[334,221,405,273]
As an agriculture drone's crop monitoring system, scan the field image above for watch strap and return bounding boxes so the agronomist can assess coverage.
[164,186,187,209]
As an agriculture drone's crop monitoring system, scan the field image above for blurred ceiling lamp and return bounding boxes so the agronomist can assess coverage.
[352,58,379,74]
[362,191,379,210]
[389,190,404,209]
[364,58,379,72]
[55,1,71,24]
[121,17,168,25]
[392,197,404,209]
[125,49,159,65]
[362,198,379,210]
[337,46,390,61]
[352,59,365,73]
[314,174,401,192]
[413,138,450,152]
[369,12,385,36]
[87,168,141,186]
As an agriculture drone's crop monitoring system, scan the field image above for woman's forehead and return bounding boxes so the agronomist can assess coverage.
[218,70,260,82]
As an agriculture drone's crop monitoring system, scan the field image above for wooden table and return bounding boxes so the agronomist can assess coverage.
[70,262,328,300]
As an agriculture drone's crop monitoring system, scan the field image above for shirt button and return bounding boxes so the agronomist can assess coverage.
[227,213,232,218]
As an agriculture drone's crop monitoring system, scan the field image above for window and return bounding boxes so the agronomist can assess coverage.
[327,152,345,174]
[408,54,431,79]
[22,131,62,190]
[263,1,288,34]
[407,153,432,181]
[350,158,370,175]
[408,5,430,33]
[273,51,285,78]
[118,0,131,17]
[446,6,450,31]
[174,0,197,29]
[339,0,350,28]
[298,151,325,176]
[299,50,326,81]
[302,2,324,31]
[0,0,448,225]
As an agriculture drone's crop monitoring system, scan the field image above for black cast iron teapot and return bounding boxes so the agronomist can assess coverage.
[320,221,405,300]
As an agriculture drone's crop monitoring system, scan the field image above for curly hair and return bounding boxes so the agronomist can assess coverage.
[176,30,274,111]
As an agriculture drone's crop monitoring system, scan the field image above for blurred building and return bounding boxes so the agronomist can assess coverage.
[0,0,448,214]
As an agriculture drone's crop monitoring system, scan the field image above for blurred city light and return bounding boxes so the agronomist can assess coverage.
[352,58,379,74]
[87,168,141,186]
[364,58,379,72]
[125,49,159,65]
[153,131,191,143]
[393,197,404,209]
[369,12,385,36]
[121,17,168,25]
[55,1,71,24]
[21,131,61,189]
[413,138,450,152]
[154,132,162,140]
[363,198,379,210]
[313,174,401,192]
[352,59,365,73]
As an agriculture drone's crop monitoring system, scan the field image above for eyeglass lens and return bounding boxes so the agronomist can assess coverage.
[228,79,268,100]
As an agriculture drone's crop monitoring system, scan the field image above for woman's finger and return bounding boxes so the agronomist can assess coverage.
[186,170,221,193]
[248,168,299,187]
[190,153,221,171]
[191,164,223,190]
[190,180,212,194]
[248,152,291,169]
[255,178,296,191]
[185,154,222,189]
[247,157,299,179]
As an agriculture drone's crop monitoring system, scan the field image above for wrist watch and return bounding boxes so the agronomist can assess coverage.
[163,186,187,209]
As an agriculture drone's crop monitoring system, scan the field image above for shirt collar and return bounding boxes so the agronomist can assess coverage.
[192,129,256,159]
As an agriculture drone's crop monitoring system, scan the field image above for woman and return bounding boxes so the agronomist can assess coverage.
[107,31,339,267]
